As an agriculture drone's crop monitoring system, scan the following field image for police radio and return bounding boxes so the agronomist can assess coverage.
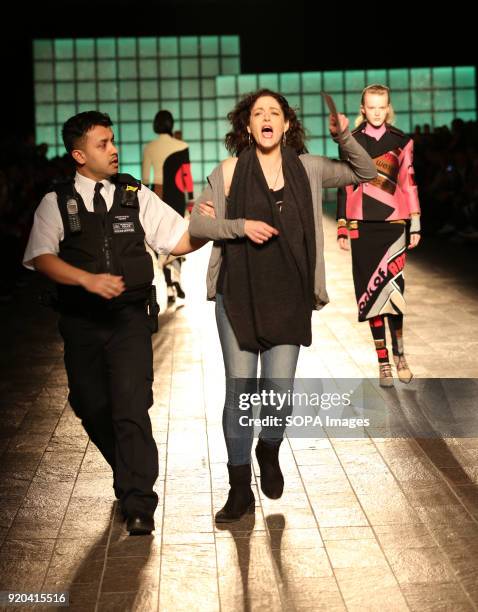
[66,198,81,234]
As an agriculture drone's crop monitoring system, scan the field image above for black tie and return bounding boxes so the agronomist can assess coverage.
[93,182,107,215]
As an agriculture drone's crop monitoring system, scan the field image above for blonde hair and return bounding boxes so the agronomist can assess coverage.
[355,84,395,127]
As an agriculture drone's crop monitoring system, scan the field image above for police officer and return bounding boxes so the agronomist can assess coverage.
[23,111,204,535]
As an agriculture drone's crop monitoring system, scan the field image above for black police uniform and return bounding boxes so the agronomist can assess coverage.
[55,174,158,519]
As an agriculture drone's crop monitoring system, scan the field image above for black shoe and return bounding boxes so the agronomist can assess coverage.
[173,281,186,299]
[126,514,155,535]
[215,463,255,523]
[113,483,123,500]
[255,438,284,499]
[167,288,176,305]
[118,504,128,521]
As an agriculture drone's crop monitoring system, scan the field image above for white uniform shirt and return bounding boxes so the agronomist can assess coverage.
[23,171,188,269]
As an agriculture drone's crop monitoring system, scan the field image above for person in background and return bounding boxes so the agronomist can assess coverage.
[142,110,194,302]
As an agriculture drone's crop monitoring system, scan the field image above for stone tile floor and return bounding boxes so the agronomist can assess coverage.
[1,216,477,611]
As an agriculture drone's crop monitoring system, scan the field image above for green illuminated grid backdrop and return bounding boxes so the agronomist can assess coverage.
[33,37,476,191]
[33,36,241,185]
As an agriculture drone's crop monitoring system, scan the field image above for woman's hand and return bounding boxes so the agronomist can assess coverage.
[338,237,350,251]
[244,220,279,244]
[409,233,421,249]
[198,201,216,218]
[329,113,349,137]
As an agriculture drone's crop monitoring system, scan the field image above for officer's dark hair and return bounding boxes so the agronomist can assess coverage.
[62,111,113,154]
[153,110,174,135]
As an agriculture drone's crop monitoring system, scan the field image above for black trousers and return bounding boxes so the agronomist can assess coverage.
[58,303,158,517]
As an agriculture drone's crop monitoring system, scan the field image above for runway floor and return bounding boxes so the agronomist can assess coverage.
[1,215,478,611]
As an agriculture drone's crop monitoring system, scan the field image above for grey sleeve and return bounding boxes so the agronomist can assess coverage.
[188,183,246,241]
[336,143,348,220]
[321,130,377,188]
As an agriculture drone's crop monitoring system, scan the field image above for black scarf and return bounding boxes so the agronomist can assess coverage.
[222,146,316,351]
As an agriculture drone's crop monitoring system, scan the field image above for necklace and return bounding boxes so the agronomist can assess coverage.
[265,160,282,191]
[271,163,282,191]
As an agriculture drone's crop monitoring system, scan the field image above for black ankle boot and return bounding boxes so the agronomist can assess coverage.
[215,463,255,523]
[255,438,284,499]
[173,281,185,299]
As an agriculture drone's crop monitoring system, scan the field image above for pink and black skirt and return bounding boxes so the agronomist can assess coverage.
[350,221,407,322]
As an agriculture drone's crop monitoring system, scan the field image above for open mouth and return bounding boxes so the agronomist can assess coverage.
[261,126,273,139]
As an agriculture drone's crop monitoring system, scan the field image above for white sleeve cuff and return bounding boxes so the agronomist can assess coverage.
[22,248,58,270]
[157,218,189,255]
[410,215,421,233]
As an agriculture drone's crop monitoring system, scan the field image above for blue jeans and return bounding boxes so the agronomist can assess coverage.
[215,294,300,465]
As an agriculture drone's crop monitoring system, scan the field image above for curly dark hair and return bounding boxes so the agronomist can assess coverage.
[224,89,307,156]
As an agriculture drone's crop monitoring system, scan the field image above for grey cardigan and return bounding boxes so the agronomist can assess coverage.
[189,129,377,310]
